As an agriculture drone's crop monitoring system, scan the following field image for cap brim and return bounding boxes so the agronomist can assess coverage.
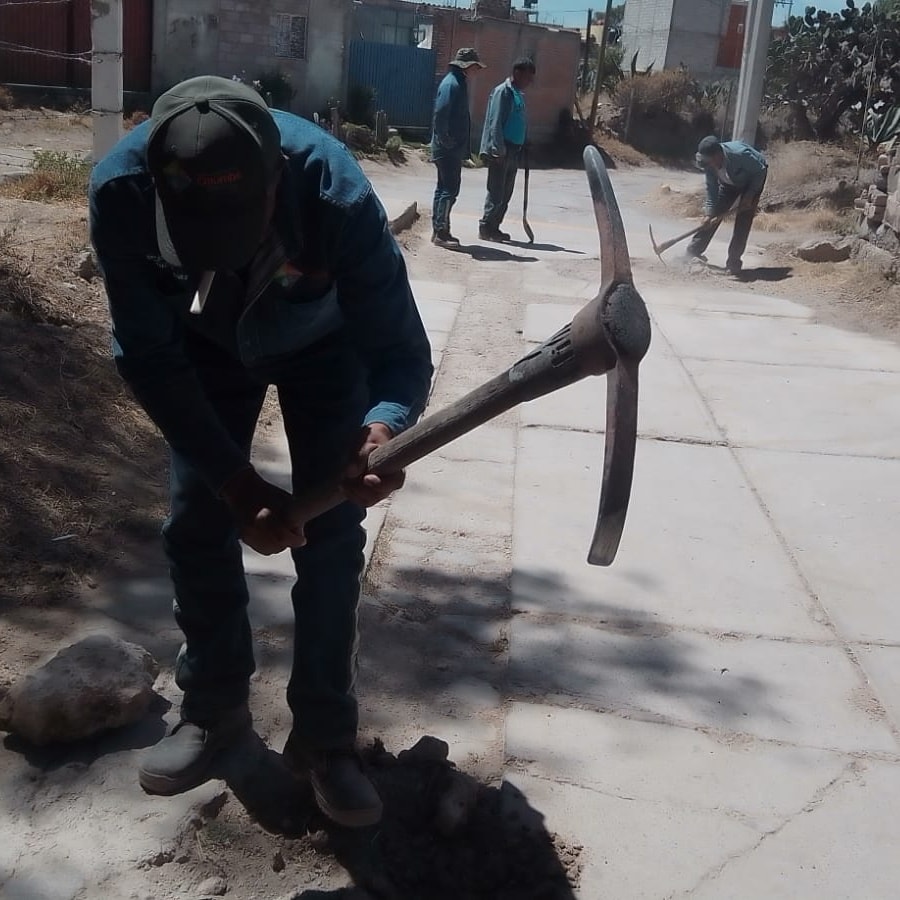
[155,192,267,271]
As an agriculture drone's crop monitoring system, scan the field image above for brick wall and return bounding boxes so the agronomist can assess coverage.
[432,12,580,146]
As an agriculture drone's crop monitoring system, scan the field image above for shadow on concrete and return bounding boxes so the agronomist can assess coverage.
[505,240,585,254]
[453,243,539,263]
[733,265,794,283]
[362,565,773,730]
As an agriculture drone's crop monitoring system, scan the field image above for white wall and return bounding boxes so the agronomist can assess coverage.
[621,0,675,72]
[621,0,730,76]
[666,0,730,75]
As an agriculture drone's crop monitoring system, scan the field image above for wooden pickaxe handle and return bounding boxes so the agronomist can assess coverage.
[287,147,651,566]
[649,216,722,259]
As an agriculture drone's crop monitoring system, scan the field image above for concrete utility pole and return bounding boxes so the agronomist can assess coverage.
[91,0,123,162]
[732,0,776,144]
[589,0,614,127]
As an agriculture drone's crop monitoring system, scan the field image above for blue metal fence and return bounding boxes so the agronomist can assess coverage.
[348,41,437,131]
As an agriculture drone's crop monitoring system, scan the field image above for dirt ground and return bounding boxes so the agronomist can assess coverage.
[1,108,898,896]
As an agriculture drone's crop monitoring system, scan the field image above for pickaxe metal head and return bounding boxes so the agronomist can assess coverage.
[288,147,651,566]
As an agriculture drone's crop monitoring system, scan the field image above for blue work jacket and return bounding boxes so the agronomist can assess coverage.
[480,79,528,158]
[89,111,433,493]
[431,67,471,160]
[702,141,768,213]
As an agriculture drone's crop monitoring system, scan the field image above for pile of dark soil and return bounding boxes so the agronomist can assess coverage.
[183,734,583,900]
[0,213,167,621]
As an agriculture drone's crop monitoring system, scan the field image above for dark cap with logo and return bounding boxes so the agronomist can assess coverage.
[449,48,486,69]
[147,75,283,270]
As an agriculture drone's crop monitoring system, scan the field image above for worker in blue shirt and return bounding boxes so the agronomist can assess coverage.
[687,135,768,274]
[430,47,486,249]
[479,57,536,242]
[89,76,433,828]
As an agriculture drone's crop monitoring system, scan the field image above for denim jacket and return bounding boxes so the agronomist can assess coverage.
[480,79,526,159]
[89,111,433,492]
[703,140,768,214]
[431,67,470,160]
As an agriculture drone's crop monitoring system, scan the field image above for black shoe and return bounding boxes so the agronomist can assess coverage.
[726,259,743,274]
[138,705,251,795]
[432,230,460,249]
[479,226,510,242]
[284,737,382,828]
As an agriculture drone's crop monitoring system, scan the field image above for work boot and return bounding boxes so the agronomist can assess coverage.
[284,736,382,828]
[479,226,510,242]
[432,230,460,249]
[726,259,743,274]
[138,704,251,795]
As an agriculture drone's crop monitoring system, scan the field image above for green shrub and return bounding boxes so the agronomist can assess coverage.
[0,150,91,202]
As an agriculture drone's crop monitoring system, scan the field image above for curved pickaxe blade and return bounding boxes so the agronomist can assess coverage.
[575,147,651,565]
[286,147,651,567]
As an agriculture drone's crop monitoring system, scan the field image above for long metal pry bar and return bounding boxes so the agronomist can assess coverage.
[288,147,651,565]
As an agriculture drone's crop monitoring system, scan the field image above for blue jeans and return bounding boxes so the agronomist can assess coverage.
[432,156,462,234]
[164,329,367,750]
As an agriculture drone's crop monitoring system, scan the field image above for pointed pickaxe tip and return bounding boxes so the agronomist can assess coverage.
[649,224,666,264]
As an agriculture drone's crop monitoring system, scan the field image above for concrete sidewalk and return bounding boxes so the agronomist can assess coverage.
[358,158,900,898]
[4,155,897,899]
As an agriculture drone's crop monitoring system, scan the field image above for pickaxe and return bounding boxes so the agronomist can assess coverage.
[648,217,721,263]
[288,146,651,566]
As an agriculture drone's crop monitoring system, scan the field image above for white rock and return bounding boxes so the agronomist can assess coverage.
[0,634,159,745]
[196,875,228,897]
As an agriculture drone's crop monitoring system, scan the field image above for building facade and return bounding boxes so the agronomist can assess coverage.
[151,0,352,118]
[621,0,747,77]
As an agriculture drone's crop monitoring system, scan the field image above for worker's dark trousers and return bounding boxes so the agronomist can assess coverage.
[687,173,767,268]
[432,155,463,235]
[163,330,367,752]
[480,142,522,232]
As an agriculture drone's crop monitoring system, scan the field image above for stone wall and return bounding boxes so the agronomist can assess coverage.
[152,0,350,117]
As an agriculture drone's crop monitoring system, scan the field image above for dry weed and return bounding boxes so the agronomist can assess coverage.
[0,86,13,111]
[594,130,651,167]
[611,70,696,117]
[0,216,21,254]
[754,205,855,235]
[0,150,90,203]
